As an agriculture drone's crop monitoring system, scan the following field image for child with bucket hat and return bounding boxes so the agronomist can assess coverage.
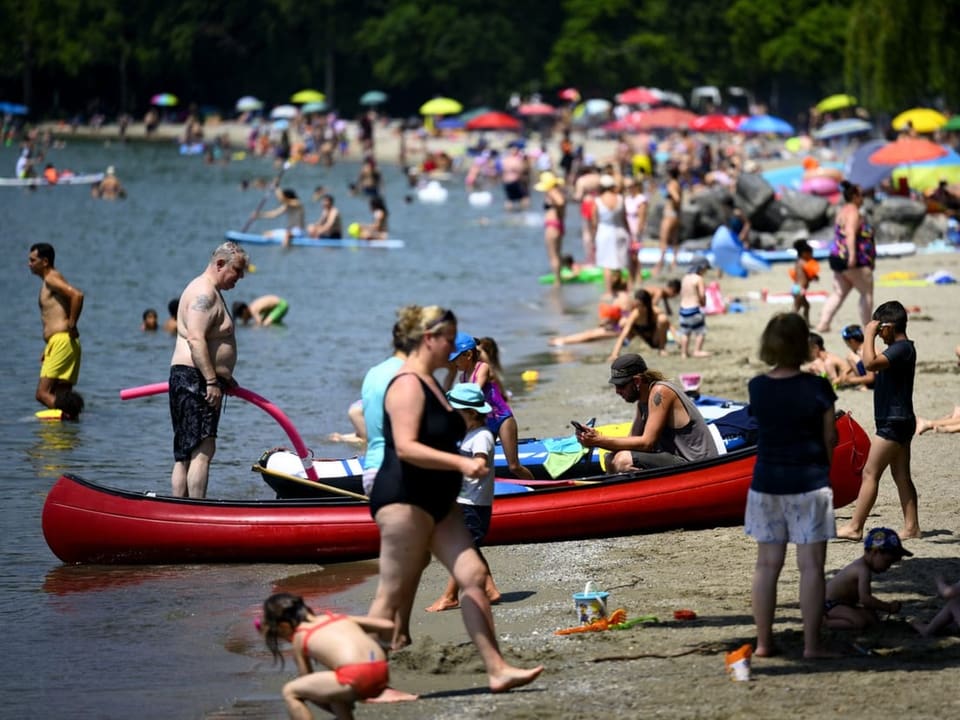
[824,527,912,631]
[425,382,502,612]
[448,332,534,480]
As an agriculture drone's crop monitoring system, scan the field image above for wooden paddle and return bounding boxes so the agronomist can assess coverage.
[240,160,290,232]
[251,464,369,501]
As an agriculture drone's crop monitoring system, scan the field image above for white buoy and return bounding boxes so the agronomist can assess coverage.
[468,190,493,207]
[417,180,448,204]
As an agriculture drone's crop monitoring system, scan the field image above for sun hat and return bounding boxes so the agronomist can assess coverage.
[864,527,913,557]
[599,174,617,190]
[534,171,564,192]
[608,353,647,386]
[448,331,477,362]
[446,382,492,414]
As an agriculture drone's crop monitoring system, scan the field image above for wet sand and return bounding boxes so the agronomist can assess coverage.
[222,250,960,718]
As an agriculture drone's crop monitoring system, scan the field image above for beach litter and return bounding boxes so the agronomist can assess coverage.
[673,609,697,621]
[725,643,753,681]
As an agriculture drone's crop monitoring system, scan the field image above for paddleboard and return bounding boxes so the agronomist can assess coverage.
[0,173,104,187]
[225,229,405,249]
[36,408,64,421]
[637,242,916,268]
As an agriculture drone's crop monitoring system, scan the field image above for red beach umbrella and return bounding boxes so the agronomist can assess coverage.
[690,114,739,133]
[558,87,581,102]
[631,107,697,131]
[465,111,522,131]
[869,137,949,165]
[616,87,661,106]
[518,102,556,116]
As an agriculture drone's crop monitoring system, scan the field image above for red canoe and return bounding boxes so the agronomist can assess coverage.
[42,414,869,565]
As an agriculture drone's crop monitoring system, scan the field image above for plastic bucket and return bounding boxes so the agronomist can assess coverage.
[572,588,609,625]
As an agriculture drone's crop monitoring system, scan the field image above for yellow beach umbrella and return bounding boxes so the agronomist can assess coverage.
[815,94,857,113]
[291,89,325,104]
[419,97,463,116]
[892,108,947,134]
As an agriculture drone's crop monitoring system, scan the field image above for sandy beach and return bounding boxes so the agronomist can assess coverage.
[46,117,960,719]
[214,248,960,720]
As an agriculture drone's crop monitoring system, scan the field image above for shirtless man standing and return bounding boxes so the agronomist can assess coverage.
[29,243,85,418]
[169,242,248,498]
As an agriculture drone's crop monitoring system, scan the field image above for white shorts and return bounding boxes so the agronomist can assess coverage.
[744,487,836,545]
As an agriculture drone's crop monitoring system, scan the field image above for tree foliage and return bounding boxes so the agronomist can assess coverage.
[0,0,956,119]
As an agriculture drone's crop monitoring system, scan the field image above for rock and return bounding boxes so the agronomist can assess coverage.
[750,199,789,233]
[874,220,913,245]
[734,173,774,217]
[911,213,948,247]
[871,197,927,227]
[778,189,830,229]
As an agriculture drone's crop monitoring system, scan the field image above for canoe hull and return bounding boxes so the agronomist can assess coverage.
[42,414,868,565]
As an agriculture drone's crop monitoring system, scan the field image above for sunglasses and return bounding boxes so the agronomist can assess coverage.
[425,308,455,332]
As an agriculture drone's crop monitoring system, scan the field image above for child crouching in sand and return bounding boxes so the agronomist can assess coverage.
[259,592,405,719]
[913,576,960,636]
[426,382,501,612]
[824,527,911,630]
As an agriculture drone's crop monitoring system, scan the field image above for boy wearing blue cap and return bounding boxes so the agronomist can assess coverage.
[425,382,502,612]
[824,527,912,630]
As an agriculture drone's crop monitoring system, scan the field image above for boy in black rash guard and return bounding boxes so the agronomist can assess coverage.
[838,301,919,541]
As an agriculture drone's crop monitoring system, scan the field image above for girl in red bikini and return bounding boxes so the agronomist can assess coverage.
[260,592,403,718]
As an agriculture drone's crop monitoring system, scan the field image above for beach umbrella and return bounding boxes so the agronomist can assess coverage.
[891,108,947,134]
[690,114,738,133]
[271,119,290,131]
[738,114,794,135]
[459,106,493,123]
[869,137,948,165]
[235,96,263,112]
[558,87,581,102]
[419,97,463,115]
[845,139,894,190]
[892,148,960,191]
[0,101,28,115]
[465,111,521,131]
[301,101,328,114]
[291,89,325,104]
[517,102,556,116]
[942,116,960,132]
[151,93,178,107]
[629,107,697,131]
[616,87,661,105]
[578,98,612,116]
[815,94,857,113]
[270,104,298,120]
[813,118,873,140]
[359,90,388,106]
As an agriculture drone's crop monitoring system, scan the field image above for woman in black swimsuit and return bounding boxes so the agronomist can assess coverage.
[367,305,542,694]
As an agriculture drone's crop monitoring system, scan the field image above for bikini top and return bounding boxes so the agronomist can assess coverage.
[294,611,348,650]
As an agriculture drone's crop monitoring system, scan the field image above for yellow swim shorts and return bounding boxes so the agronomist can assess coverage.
[40,332,82,384]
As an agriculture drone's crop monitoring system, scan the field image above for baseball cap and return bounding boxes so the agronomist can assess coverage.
[448,331,476,362]
[608,353,647,386]
[446,382,492,414]
[864,527,913,557]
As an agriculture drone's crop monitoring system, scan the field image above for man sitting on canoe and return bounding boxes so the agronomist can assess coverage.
[575,353,719,471]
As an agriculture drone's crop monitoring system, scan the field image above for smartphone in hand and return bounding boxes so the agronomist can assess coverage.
[571,420,588,433]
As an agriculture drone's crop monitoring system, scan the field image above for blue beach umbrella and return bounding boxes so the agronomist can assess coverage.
[359,90,388,106]
[301,101,328,114]
[844,139,894,190]
[814,118,873,141]
[738,114,794,135]
[0,102,29,115]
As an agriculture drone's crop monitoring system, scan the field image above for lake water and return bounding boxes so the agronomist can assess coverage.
[0,139,601,717]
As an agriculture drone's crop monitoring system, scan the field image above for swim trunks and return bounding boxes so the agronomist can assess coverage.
[40,331,81,384]
[335,660,390,699]
[678,306,706,336]
[503,180,526,202]
[263,298,289,324]
[169,365,221,461]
